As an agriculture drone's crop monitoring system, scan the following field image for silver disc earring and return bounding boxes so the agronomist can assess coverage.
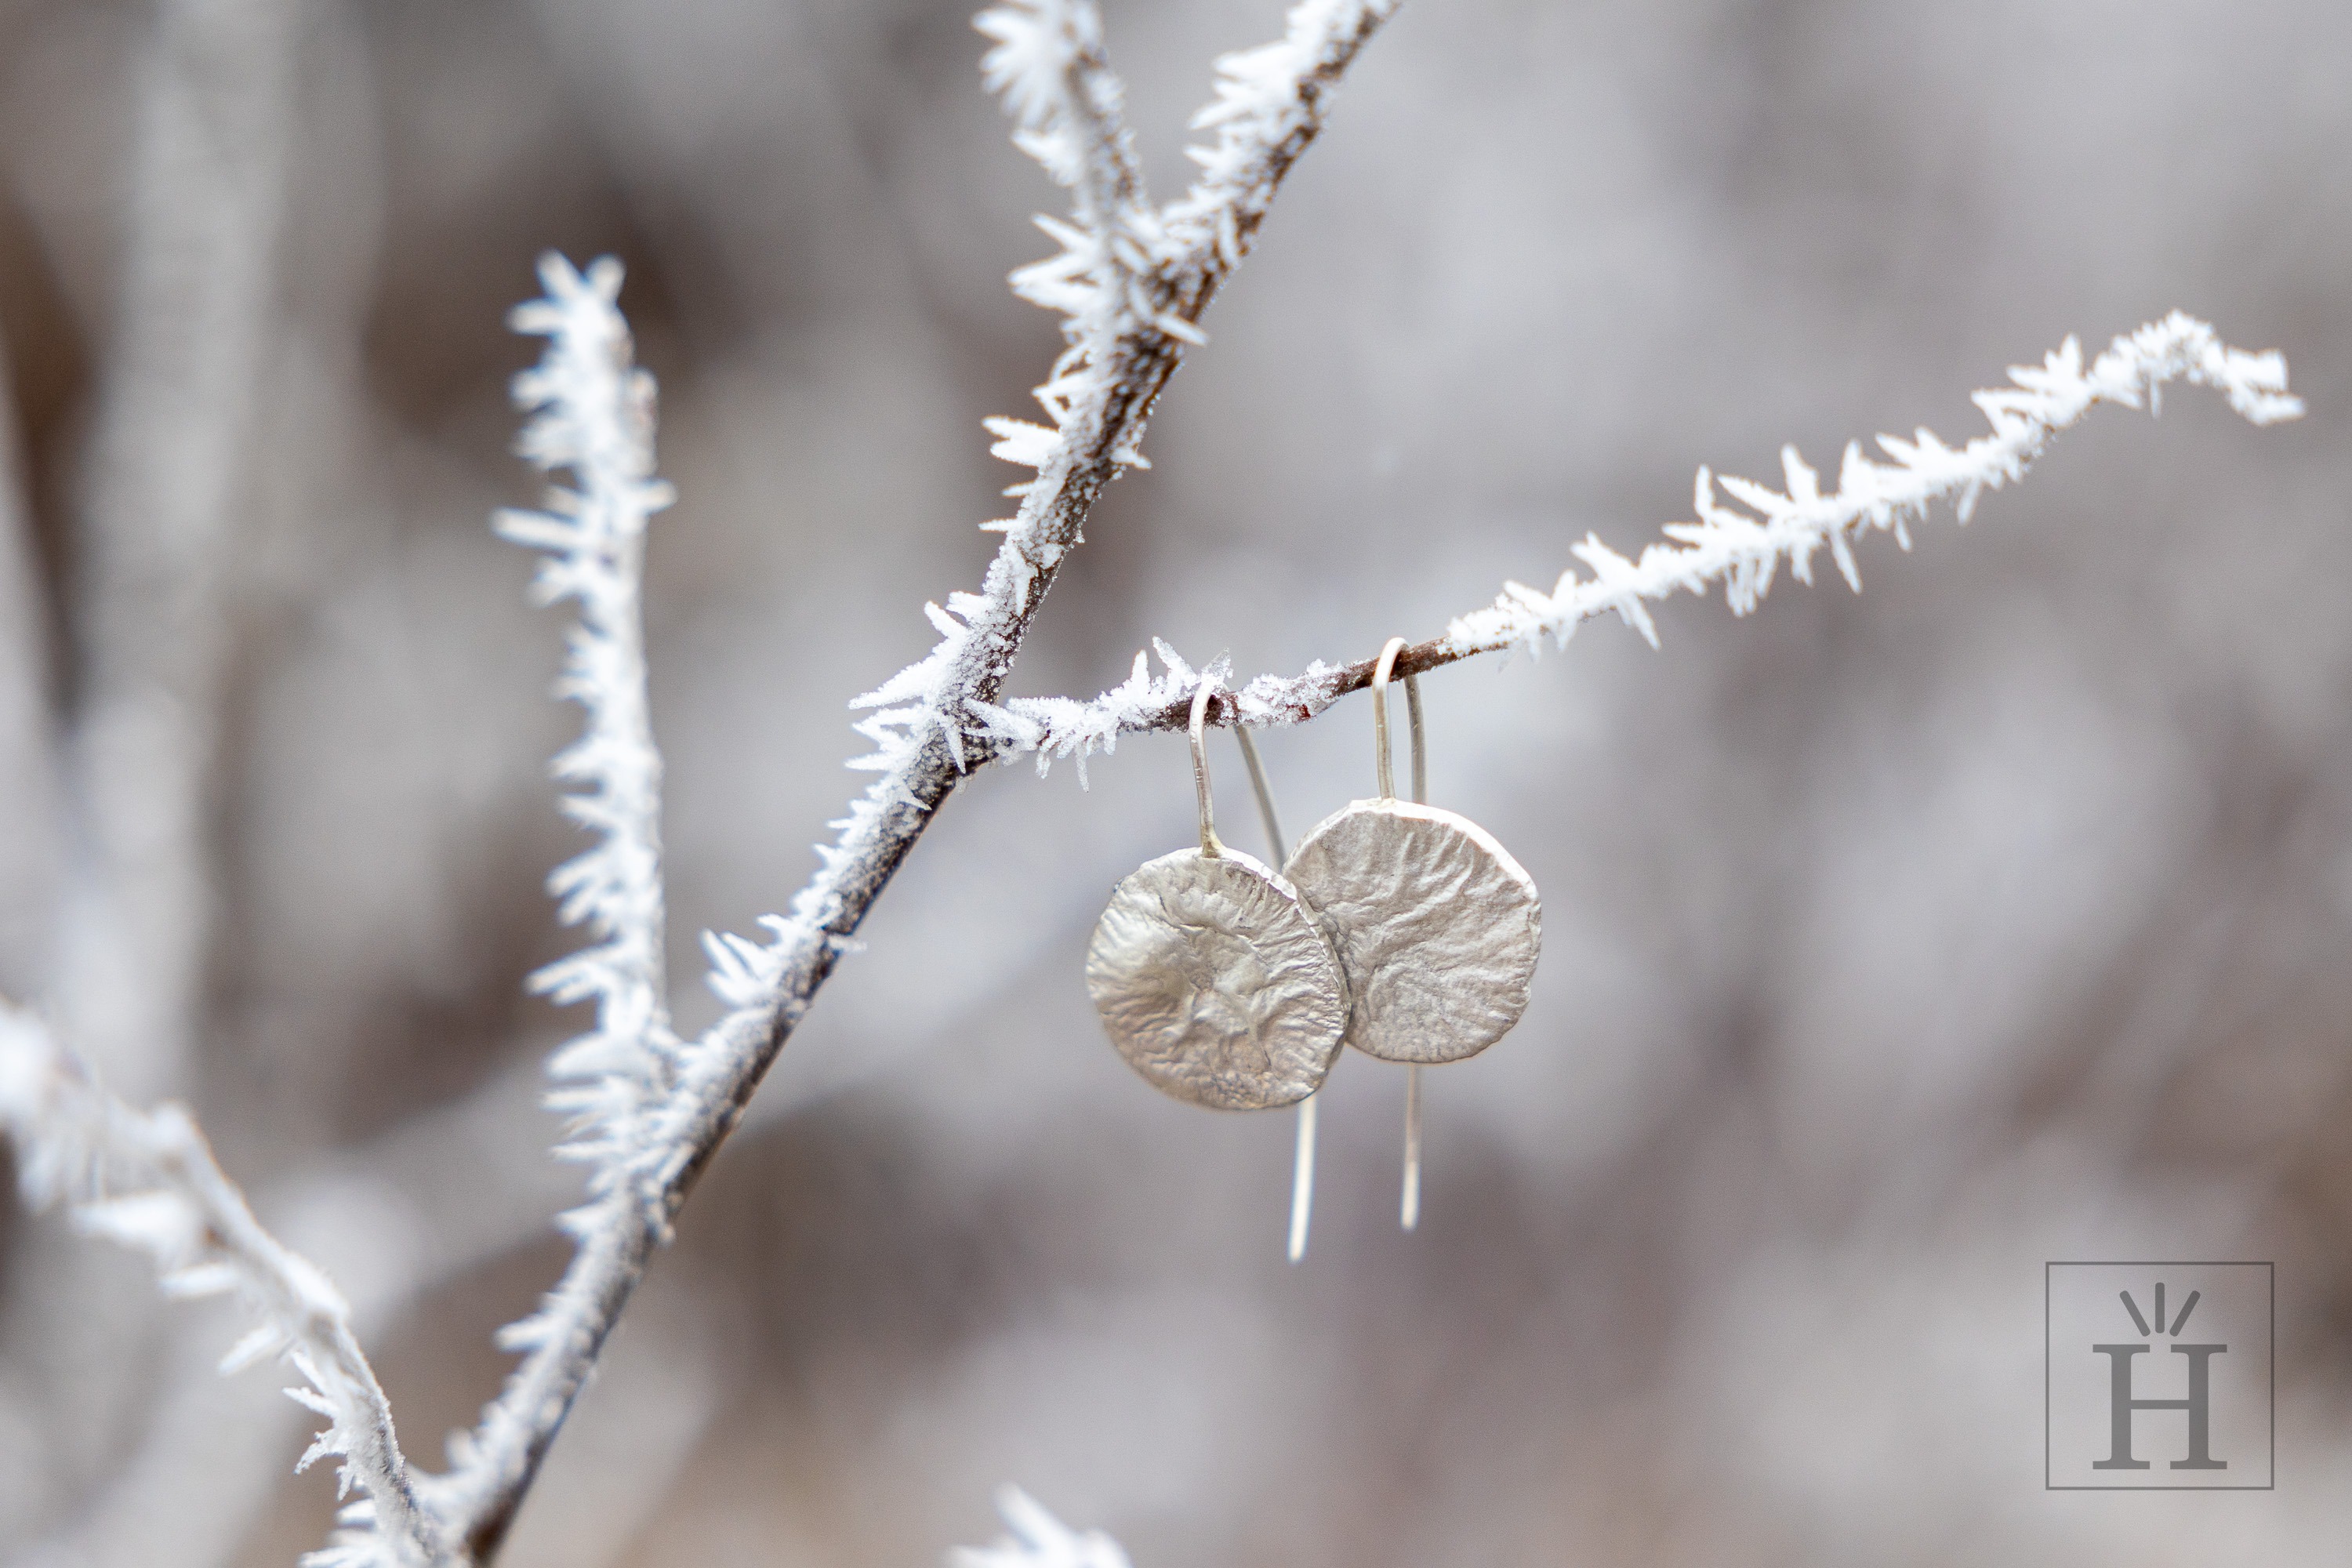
[1283,637,1542,1225]
[1085,677,1350,1111]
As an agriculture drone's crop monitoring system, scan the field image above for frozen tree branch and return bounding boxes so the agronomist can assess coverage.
[0,1001,436,1565]
[12,1050,589,1568]
[681,0,1398,1091]
[953,1486,1134,1568]
[1,1,1413,1523]
[492,254,679,1178]
[403,256,681,1562]
[427,5,1402,1557]
[976,0,1150,295]
[1,253,686,1568]
[976,312,2306,771]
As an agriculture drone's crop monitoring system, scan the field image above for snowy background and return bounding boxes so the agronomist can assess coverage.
[1,0,2348,1563]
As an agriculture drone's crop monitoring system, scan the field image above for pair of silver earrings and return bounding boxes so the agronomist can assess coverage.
[1084,640,1541,1257]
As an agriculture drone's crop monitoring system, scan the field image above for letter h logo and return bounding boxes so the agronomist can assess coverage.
[2091,1281,2224,1471]
[2047,1261,2272,1490]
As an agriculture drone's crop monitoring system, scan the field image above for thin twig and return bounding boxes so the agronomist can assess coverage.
[975,312,2305,768]
[413,253,683,1563]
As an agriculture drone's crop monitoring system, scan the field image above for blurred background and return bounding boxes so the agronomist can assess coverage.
[0,0,2346,1563]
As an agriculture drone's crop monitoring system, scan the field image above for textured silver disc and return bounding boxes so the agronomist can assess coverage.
[1085,848,1348,1110]
[1283,800,1541,1065]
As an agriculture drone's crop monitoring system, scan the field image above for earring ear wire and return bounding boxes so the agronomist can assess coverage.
[1372,637,1429,1232]
[1189,676,1224,858]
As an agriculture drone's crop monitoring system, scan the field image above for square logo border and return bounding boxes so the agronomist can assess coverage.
[2045,1260,2275,1491]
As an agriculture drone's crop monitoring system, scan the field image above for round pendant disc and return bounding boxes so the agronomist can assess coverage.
[1085,848,1348,1110]
[1283,800,1541,1065]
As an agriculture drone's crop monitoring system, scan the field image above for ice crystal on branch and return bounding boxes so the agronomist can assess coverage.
[969,640,1340,784]
[1448,312,2302,653]
[1164,0,1399,277]
[987,312,2304,764]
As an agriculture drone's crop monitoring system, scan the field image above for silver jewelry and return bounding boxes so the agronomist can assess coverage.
[1283,638,1542,1225]
[1084,677,1350,1111]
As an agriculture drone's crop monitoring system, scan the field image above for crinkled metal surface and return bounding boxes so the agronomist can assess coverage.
[1284,800,1541,1065]
[1085,847,1348,1110]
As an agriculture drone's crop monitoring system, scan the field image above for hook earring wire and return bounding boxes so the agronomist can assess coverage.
[1372,637,1431,1232]
[1403,667,1426,1230]
[1406,668,1426,808]
[1370,635,1426,800]
[1232,722,1319,1265]
[1372,637,1403,800]
[1189,676,1224,858]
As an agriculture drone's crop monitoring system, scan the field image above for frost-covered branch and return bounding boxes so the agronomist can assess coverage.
[953,1487,1134,1568]
[677,0,1397,1081]
[277,254,680,1567]
[633,0,1397,1353]
[419,7,1401,1552]
[1162,0,1399,298]
[0,1,1398,1552]
[979,311,2305,770]
[471,0,1395,1489]
[387,255,681,1563]
[492,253,679,1176]
[0,1001,435,1566]
[978,0,1151,337]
